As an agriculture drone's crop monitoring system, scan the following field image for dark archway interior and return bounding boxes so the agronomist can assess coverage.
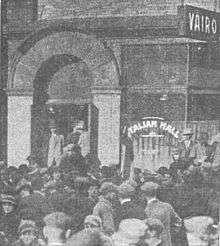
[33,54,81,105]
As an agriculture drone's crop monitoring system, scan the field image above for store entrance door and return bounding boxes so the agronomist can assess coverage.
[31,103,98,166]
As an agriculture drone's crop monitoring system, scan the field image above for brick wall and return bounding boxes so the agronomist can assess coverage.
[38,0,219,20]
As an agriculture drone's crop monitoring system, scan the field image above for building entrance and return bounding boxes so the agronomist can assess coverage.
[31,103,98,166]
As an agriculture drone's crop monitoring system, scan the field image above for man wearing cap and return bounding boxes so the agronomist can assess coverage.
[47,125,64,168]
[12,220,42,246]
[93,182,119,236]
[118,181,146,221]
[177,128,195,166]
[0,194,20,243]
[141,182,182,246]
[43,212,71,246]
[66,120,84,147]
[190,132,213,167]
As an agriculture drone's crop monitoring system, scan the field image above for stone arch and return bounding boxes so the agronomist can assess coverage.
[9,28,120,97]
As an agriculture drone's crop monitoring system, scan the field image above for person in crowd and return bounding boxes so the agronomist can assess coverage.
[66,120,84,147]
[26,155,43,190]
[118,181,146,220]
[93,182,119,236]
[177,128,195,166]
[141,182,182,246]
[0,231,9,246]
[12,220,43,246]
[112,218,148,246]
[17,181,53,228]
[43,212,71,246]
[59,144,87,176]
[144,218,164,246]
[184,216,219,246]
[47,125,64,168]
[190,132,213,167]
[0,194,20,243]
[18,164,29,180]
[63,177,94,233]
[88,184,100,206]
[83,215,113,246]
[65,229,104,246]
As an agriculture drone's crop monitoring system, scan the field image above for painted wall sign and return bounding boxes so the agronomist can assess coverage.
[178,5,220,41]
[128,117,180,139]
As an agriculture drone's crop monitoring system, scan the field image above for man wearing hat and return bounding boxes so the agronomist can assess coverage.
[93,182,119,236]
[118,181,146,221]
[43,212,71,246]
[0,194,20,243]
[141,182,182,246]
[66,120,84,147]
[12,220,42,246]
[177,128,195,166]
[112,218,148,246]
[47,122,64,168]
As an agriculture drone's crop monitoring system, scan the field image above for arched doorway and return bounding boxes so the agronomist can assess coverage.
[8,27,121,167]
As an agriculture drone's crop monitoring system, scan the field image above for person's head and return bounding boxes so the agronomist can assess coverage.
[43,212,71,243]
[182,128,193,141]
[99,182,118,203]
[18,164,29,178]
[84,215,102,230]
[100,166,112,179]
[18,220,37,246]
[7,166,19,184]
[1,194,16,214]
[140,182,159,200]
[199,132,209,145]
[172,148,181,161]
[118,182,135,200]
[26,155,38,168]
[65,229,103,246]
[144,218,164,239]
[88,185,99,201]
[52,167,61,181]
[50,127,57,135]
[18,184,33,198]
[113,219,148,245]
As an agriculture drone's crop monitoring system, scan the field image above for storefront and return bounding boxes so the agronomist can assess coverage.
[2,1,220,168]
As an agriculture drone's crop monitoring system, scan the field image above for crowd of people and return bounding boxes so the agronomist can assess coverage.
[0,128,219,246]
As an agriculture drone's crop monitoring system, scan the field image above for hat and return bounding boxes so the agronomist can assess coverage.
[26,154,38,163]
[140,182,159,195]
[112,219,147,245]
[43,212,71,231]
[118,182,135,199]
[16,179,32,193]
[182,128,193,136]
[18,220,36,235]
[1,194,16,205]
[84,215,102,227]
[184,216,214,235]
[49,119,57,129]
[145,218,164,234]
[99,182,118,196]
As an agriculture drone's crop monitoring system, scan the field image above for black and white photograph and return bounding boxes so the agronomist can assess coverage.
[0,0,219,245]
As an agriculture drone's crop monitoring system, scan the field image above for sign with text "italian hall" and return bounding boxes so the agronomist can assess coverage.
[178,5,220,41]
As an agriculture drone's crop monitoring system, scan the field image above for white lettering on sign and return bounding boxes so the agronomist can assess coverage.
[128,120,179,139]
[188,12,218,35]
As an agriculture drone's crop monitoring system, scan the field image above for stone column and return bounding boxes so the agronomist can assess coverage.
[92,87,121,166]
[7,90,33,167]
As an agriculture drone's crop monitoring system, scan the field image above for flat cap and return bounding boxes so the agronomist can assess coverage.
[145,218,164,232]
[118,182,135,199]
[99,182,118,196]
[43,212,71,231]
[18,220,36,235]
[84,215,102,227]
[140,182,159,193]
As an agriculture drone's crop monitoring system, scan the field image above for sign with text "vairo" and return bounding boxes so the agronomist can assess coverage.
[178,5,220,41]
